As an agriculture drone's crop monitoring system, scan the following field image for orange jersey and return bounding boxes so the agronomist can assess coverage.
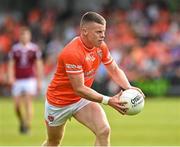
[47,37,113,106]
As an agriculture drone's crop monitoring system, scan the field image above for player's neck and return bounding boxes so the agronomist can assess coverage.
[20,41,29,46]
[80,35,94,50]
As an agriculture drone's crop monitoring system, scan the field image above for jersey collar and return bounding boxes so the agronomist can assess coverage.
[79,37,95,52]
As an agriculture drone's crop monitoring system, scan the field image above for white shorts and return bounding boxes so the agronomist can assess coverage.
[12,78,37,97]
[45,98,91,126]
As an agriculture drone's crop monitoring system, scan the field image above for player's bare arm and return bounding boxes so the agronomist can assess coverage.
[105,60,145,97]
[8,59,15,85]
[105,60,131,89]
[35,58,44,92]
[68,73,104,103]
[68,73,128,114]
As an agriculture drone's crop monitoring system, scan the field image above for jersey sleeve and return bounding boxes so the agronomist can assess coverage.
[101,42,113,65]
[62,51,83,74]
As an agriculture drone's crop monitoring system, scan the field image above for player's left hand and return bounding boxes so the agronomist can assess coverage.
[128,86,145,98]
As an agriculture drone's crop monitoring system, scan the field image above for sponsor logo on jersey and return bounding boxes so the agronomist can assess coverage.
[65,64,82,70]
[84,69,96,77]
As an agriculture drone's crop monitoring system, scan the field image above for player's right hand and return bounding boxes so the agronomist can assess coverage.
[108,91,129,115]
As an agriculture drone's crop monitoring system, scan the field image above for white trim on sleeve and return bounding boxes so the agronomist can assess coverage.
[103,58,113,65]
[66,70,83,74]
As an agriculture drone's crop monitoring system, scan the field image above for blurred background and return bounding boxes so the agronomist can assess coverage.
[0,0,179,146]
[0,0,180,97]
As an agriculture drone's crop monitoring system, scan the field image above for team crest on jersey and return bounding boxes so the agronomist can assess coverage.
[97,49,102,59]
[85,53,95,62]
[48,115,54,122]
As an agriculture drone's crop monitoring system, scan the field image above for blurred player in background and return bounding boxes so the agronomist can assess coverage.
[8,27,43,134]
[43,12,144,146]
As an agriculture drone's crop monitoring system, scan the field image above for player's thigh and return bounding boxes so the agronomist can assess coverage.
[73,102,110,134]
[12,80,23,98]
[12,78,37,97]
[23,78,37,96]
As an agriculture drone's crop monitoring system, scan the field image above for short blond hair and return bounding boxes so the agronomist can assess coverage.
[19,26,31,33]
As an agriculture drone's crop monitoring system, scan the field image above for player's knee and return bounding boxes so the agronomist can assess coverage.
[15,105,20,113]
[96,125,111,138]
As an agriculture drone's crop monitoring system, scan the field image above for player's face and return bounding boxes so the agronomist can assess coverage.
[84,22,106,47]
[20,30,32,44]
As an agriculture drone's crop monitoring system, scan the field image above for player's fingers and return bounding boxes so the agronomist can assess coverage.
[118,108,128,115]
[131,87,145,98]
[139,90,145,98]
[118,109,125,115]
[116,104,129,114]
[114,104,128,115]
[119,101,128,106]
[117,90,123,97]
[123,108,129,114]
[137,88,145,97]
[119,104,128,110]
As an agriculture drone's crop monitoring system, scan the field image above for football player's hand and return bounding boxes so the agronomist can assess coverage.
[108,91,128,115]
[128,86,145,98]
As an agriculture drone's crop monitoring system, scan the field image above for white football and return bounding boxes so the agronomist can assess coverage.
[119,89,144,115]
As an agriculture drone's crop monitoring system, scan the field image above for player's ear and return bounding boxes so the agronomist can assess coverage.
[81,27,88,36]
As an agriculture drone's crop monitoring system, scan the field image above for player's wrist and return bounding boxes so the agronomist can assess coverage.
[101,95,110,105]
[125,85,132,90]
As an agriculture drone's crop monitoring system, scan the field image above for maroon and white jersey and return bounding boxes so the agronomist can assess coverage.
[9,42,42,79]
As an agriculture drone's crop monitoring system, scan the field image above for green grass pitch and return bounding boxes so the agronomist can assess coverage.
[0,97,180,146]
